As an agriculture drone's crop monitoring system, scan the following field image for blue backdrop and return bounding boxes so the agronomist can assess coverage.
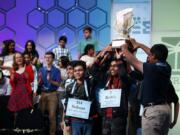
[0,0,111,59]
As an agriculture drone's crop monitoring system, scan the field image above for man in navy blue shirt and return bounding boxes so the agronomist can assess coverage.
[119,39,172,135]
[39,52,61,135]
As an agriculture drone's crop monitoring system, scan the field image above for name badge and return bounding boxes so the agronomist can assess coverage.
[66,98,92,119]
[99,89,121,108]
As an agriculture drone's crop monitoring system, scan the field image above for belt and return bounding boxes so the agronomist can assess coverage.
[41,90,57,93]
[143,102,166,108]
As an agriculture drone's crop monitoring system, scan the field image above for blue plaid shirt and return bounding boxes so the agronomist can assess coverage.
[52,46,72,65]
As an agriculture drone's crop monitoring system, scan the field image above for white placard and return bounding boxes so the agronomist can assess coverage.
[99,89,122,108]
[66,98,91,119]
[2,55,14,76]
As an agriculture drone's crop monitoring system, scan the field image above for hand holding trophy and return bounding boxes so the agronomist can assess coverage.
[112,8,134,48]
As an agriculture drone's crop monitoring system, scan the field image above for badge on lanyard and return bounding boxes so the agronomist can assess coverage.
[99,89,122,108]
[66,80,92,119]
[99,80,122,108]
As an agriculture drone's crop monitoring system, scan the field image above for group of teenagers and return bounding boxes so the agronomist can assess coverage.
[0,26,179,135]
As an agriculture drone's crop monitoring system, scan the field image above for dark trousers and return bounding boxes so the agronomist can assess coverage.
[0,96,14,129]
[71,120,93,135]
[102,117,127,135]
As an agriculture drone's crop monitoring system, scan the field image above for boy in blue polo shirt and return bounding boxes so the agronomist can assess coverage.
[39,52,61,135]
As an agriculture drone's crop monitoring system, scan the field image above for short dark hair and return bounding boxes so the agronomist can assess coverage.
[73,60,86,70]
[59,36,67,43]
[59,56,70,68]
[84,44,94,55]
[83,26,92,33]
[45,51,55,59]
[67,61,76,68]
[150,44,168,62]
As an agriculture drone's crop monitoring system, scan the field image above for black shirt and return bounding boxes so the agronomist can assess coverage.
[141,62,171,105]
[167,81,179,104]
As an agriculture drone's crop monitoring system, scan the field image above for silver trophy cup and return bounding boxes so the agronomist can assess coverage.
[112,8,134,48]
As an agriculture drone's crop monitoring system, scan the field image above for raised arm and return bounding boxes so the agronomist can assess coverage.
[117,47,143,73]
[129,38,151,55]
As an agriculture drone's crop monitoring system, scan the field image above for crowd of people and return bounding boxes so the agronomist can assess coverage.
[0,26,179,135]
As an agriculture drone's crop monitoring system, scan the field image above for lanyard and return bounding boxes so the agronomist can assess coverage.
[65,79,74,89]
[105,78,121,89]
[71,80,89,98]
[105,80,110,88]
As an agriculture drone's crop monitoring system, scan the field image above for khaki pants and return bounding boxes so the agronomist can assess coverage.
[142,104,171,135]
[58,91,70,135]
[39,91,58,135]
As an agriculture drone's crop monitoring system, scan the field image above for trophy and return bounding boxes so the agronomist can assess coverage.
[112,8,134,48]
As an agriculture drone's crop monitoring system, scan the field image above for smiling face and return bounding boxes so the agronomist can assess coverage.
[74,65,85,80]
[27,42,33,52]
[45,54,54,66]
[109,61,119,76]
[8,43,15,53]
[147,52,158,64]
[67,65,74,79]
[14,53,24,66]
[24,54,31,65]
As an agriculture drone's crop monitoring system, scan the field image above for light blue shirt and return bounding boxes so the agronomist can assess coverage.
[78,37,98,54]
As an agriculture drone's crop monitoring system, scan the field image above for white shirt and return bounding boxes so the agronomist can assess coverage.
[2,55,14,76]
[59,68,68,81]
[57,68,68,92]
[80,55,95,67]
[0,77,12,96]
[52,46,72,65]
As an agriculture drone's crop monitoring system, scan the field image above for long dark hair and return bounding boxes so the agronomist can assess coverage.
[24,40,39,58]
[1,39,16,56]
[83,44,94,56]
[59,56,70,68]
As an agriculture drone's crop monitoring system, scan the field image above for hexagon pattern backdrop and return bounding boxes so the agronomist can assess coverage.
[0,0,111,59]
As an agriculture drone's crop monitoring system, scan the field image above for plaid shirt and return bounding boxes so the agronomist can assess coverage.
[52,46,72,65]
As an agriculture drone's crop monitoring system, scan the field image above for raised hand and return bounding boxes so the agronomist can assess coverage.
[60,122,64,130]
[115,49,123,59]
[129,38,139,50]
[66,126,71,133]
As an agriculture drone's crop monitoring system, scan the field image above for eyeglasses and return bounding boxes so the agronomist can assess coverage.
[67,67,73,70]
[110,64,119,67]
[74,69,84,72]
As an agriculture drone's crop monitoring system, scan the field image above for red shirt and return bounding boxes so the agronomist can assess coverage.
[105,76,122,118]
